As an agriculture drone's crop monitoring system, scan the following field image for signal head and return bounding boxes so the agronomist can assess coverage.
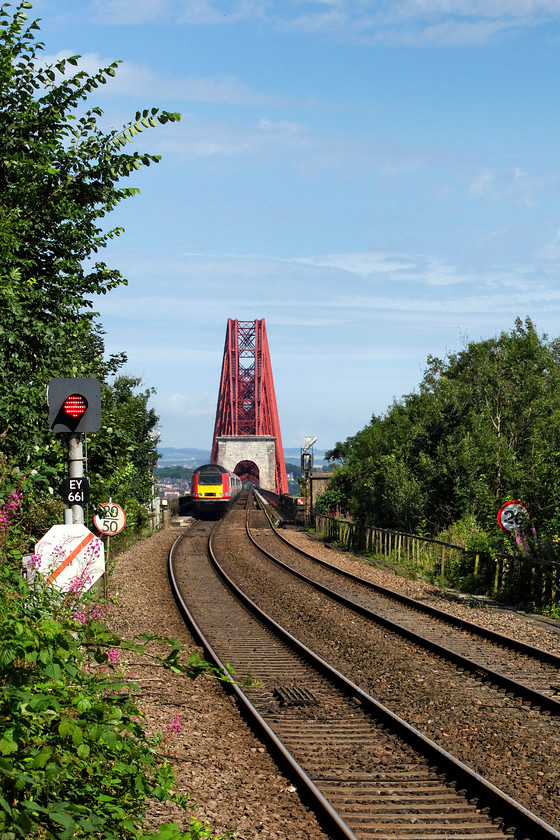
[48,378,101,433]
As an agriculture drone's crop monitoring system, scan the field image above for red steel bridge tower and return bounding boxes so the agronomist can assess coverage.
[211,319,288,495]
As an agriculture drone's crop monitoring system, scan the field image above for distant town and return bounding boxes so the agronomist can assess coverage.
[154,447,332,499]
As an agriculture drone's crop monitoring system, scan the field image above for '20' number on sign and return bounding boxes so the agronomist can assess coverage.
[497,501,529,533]
[94,503,126,536]
[100,504,120,518]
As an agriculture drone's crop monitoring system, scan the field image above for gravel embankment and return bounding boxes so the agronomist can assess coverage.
[280,526,560,653]
[106,520,560,837]
[214,510,560,830]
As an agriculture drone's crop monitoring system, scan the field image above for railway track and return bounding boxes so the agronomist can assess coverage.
[248,493,560,715]
[168,498,560,840]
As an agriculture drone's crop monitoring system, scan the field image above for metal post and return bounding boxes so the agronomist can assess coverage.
[68,433,84,525]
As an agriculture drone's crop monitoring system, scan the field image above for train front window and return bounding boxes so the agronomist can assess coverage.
[198,474,222,485]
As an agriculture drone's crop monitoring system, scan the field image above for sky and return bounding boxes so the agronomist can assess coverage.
[29,0,560,451]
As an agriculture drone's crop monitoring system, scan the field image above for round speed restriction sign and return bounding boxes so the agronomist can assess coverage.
[94,502,126,535]
[497,500,529,533]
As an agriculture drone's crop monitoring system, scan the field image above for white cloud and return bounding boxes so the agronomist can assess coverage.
[259,119,309,134]
[92,0,266,25]
[178,0,266,24]
[40,51,285,107]
[367,20,509,47]
[467,165,548,207]
[540,228,560,260]
[358,288,560,313]
[92,0,176,24]
[95,244,560,449]
[112,65,285,106]
[89,0,560,44]
[154,112,428,176]
[294,252,421,276]
[97,248,560,324]
[292,252,482,286]
[398,1,560,15]
[469,167,495,197]
[165,393,215,416]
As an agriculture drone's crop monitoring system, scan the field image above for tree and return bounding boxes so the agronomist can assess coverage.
[0,1,179,472]
[326,319,560,542]
[88,376,160,509]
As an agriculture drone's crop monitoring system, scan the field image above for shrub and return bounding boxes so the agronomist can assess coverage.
[0,475,227,840]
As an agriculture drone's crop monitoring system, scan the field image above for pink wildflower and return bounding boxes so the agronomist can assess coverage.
[68,572,94,594]
[515,531,529,555]
[89,604,107,621]
[107,648,120,664]
[103,688,126,698]
[0,488,23,533]
[27,553,42,570]
[164,713,181,736]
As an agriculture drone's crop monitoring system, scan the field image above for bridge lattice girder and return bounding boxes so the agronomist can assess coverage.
[211,319,288,495]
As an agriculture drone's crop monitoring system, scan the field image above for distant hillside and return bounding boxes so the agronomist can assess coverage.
[159,446,329,467]
[284,448,328,464]
[157,447,211,467]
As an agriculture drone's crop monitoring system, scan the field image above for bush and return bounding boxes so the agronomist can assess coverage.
[0,473,227,840]
[315,488,348,517]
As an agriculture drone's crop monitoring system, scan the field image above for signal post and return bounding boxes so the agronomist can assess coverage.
[47,378,101,525]
[29,378,106,596]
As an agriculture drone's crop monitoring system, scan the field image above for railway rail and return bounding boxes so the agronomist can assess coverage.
[168,495,560,840]
[249,493,560,715]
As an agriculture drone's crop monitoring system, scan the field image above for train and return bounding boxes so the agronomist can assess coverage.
[191,464,243,515]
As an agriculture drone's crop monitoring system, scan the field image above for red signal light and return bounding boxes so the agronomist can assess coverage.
[62,394,88,419]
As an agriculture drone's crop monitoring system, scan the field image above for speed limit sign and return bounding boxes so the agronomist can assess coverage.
[94,502,126,535]
[497,500,529,533]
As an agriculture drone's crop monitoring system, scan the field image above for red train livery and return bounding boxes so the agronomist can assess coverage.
[191,464,242,515]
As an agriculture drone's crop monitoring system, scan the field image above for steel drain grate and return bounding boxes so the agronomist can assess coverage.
[274,685,320,706]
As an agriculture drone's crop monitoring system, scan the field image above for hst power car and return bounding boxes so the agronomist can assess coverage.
[191,464,242,515]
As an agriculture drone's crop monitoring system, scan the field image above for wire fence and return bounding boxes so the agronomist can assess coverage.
[314,514,560,610]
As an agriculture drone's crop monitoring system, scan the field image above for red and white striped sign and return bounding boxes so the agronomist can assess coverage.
[32,525,105,591]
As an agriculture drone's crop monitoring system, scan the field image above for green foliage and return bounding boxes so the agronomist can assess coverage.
[284,462,301,479]
[437,515,493,555]
[88,377,160,508]
[17,494,65,544]
[315,488,346,516]
[327,318,560,545]
[0,1,179,491]
[139,821,232,840]
[0,530,227,839]
[0,573,203,838]
[324,320,560,611]
[0,8,229,833]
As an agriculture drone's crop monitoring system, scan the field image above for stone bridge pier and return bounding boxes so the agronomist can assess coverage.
[214,435,278,492]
